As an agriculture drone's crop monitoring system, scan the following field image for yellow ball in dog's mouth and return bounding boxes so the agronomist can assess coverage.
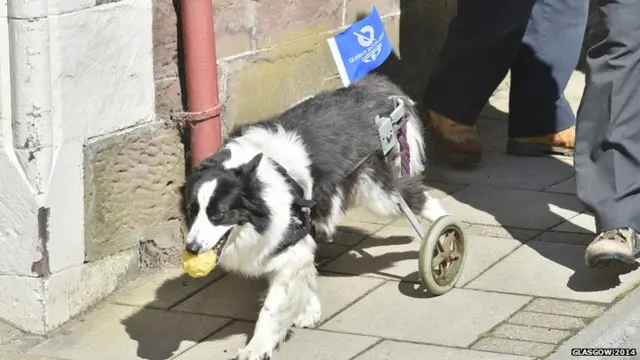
[182,250,217,278]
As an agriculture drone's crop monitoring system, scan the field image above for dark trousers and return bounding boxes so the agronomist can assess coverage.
[575,0,640,233]
[424,0,588,138]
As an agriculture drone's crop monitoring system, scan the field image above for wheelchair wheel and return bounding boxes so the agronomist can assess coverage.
[418,215,467,295]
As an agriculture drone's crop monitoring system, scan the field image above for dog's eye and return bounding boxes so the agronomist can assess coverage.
[211,213,223,221]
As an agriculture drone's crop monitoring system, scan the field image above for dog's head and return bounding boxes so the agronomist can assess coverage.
[183,149,269,258]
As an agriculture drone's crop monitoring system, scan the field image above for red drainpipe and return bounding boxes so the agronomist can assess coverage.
[180,0,223,167]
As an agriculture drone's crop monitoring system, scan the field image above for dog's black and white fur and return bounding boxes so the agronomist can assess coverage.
[184,74,449,360]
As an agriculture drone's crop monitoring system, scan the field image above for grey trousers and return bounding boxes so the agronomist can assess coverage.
[575,0,640,233]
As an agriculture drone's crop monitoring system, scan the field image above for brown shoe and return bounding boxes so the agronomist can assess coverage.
[585,228,640,268]
[427,109,482,166]
[507,126,575,157]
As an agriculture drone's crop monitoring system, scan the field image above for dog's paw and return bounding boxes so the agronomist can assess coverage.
[294,296,321,328]
[236,345,273,360]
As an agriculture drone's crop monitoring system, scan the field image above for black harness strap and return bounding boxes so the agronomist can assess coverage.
[270,161,316,256]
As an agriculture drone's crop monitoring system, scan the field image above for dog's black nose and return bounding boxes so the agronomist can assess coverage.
[185,242,202,255]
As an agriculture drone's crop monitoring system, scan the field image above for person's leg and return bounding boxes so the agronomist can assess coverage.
[507,0,588,156]
[423,0,535,166]
[575,0,640,268]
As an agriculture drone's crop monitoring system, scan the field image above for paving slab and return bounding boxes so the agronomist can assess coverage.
[551,212,596,234]
[173,321,379,360]
[508,311,586,330]
[354,340,534,360]
[426,153,574,191]
[439,185,584,230]
[322,225,428,282]
[322,225,423,282]
[476,118,508,153]
[321,284,531,347]
[387,213,457,230]
[27,304,229,360]
[472,338,555,358]
[323,225,522,286]
[336,219,388,238]
[565,71,586,110]
[534,231,594,245]
[424,181,469,199]
[464,224,541,241]
[524,298,606,318]
[315,242,349,266]
[0,352,65,360]
[341,207,396,225]
[552,154,574,165]
[491,323,572,344]
[0,321,22,345]
[466,241,640,302]
[326,229,371,246]
[545,177,576,195]
[457,235,523,286]
[113,266,224,310]
[173,273,385,323]
[1,334,46,354]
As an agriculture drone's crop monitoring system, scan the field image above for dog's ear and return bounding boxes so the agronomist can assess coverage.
[240,152,263,175]
[195,148,231,172]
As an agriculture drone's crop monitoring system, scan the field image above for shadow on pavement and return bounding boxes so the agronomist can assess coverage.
[120,271,253,360]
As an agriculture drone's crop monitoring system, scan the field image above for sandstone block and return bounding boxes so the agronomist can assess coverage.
[83,123,185,261]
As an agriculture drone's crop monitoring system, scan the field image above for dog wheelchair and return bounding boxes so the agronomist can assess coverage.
[361,97,468,295]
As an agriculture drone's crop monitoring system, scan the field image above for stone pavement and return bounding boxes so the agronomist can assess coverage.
[3,72,640,360]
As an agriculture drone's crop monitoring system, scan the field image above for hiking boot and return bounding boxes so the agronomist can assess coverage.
[585,228,640,268]
[507,126,575,157]
[427,109,482,166]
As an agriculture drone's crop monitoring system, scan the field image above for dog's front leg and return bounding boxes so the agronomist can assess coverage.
[237,277,293,360]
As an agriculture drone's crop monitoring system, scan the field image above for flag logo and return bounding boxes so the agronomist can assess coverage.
[327,7,392,86]
[355,25,375,47]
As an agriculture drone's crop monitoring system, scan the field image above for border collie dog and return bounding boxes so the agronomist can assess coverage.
[183,74,449,360]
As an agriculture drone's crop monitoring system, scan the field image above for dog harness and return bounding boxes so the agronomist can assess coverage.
[378,96,412,177]
[270,162,316,256]
[350,96,414,177]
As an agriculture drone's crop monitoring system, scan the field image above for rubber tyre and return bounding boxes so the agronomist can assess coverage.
[418,215,468,295]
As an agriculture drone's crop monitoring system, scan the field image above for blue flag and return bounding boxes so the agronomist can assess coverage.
[327,7,392,86]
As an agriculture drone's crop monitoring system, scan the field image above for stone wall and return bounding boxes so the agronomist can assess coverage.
[0,0,186,335]
[154,0,457,134]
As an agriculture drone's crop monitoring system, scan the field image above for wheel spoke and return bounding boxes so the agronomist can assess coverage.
[439,231,454,251]
[432,253,446,268]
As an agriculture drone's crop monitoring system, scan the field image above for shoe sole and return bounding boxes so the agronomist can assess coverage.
[430,131,482,168]
[587,253,637,268]
[506,139,574,157]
